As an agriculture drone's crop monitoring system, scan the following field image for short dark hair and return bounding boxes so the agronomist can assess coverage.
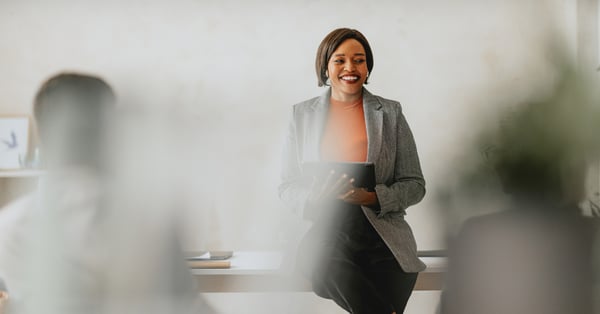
[315,28,374,87]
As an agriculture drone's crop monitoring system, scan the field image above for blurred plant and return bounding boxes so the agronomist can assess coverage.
[438,51,600,234]
[483,65,600,206]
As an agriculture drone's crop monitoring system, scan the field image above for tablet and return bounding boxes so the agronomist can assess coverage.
[302,161,376,191]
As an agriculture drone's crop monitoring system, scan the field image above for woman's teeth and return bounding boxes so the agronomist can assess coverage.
[341,76,359,82]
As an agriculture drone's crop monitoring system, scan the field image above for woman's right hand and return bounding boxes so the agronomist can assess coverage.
[308,170,355,203]
[308,170,379,207]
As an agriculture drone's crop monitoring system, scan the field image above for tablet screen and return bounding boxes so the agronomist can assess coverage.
[302,161,376,191]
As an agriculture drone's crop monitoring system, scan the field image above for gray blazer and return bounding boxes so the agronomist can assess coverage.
[279,88,426,272]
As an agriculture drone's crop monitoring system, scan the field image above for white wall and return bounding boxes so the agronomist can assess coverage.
[0,1,582,313]
[0,0,577,251]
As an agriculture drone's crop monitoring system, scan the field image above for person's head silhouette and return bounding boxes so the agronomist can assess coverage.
[33,73,115,170]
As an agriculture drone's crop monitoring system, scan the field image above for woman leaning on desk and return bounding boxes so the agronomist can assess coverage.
[279,28,426,314]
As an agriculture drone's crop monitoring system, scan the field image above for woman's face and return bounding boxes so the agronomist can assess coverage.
[327,39,369,102]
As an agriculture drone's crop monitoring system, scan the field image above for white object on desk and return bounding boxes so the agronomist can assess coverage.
[0,170,45,178]
[192,251,282,275]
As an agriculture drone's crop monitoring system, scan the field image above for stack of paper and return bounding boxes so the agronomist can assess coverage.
[186,251,233,269]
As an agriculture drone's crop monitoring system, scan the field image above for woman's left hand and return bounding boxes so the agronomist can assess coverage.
[338,186,378,206]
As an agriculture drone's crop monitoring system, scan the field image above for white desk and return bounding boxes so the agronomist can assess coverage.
[192,251,446,292]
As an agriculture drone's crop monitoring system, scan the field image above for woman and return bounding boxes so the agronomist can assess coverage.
[279,28,426,314]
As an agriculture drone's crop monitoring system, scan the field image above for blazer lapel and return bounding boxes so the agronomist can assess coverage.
[363,88,383,163]
[305,88,331,161]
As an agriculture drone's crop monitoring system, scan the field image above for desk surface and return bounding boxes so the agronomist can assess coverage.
[191,251,447,292]
[190,251,447,275]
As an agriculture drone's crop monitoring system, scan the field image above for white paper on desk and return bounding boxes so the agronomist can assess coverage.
[186,252,211,260]
[186,251,233,260]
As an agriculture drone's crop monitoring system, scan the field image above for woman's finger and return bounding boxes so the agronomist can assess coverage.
[323,173,348,197]
[320,170,336,193]
[339,188,355,200]
[334,178,355,196]
[310,170,334,201]
[314,170,336,200]
[342,187,371,205]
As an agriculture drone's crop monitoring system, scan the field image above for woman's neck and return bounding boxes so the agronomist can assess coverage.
[330,88,363,104]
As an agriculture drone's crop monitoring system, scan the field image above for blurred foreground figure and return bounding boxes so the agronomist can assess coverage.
[0,278,7,314]
[0,73,213,314]
[441,67,600,314]
[0,73,117,313]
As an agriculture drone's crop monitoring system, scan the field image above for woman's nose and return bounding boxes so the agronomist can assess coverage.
[344,61,355,72]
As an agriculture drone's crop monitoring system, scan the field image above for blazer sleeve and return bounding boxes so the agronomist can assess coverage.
[374,106,426,217]
[278,106,314,220]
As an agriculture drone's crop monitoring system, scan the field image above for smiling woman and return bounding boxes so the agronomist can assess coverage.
[279,28,426,314]
[316,30,373,102]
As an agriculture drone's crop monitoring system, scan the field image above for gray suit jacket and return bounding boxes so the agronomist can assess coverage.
[279,88,426,272]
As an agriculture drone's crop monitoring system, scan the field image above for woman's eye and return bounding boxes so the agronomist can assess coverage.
[354,59,365,64]
[332,59,344,64]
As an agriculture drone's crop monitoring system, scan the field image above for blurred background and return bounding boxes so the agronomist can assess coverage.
[0,0,598,313]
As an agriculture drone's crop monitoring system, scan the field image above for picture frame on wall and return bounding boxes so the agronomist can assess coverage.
[0,116,30,170]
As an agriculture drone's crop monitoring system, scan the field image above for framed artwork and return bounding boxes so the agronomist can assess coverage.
[0,116,30,169]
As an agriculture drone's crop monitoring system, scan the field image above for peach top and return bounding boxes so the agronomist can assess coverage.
[320,98,368,162]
